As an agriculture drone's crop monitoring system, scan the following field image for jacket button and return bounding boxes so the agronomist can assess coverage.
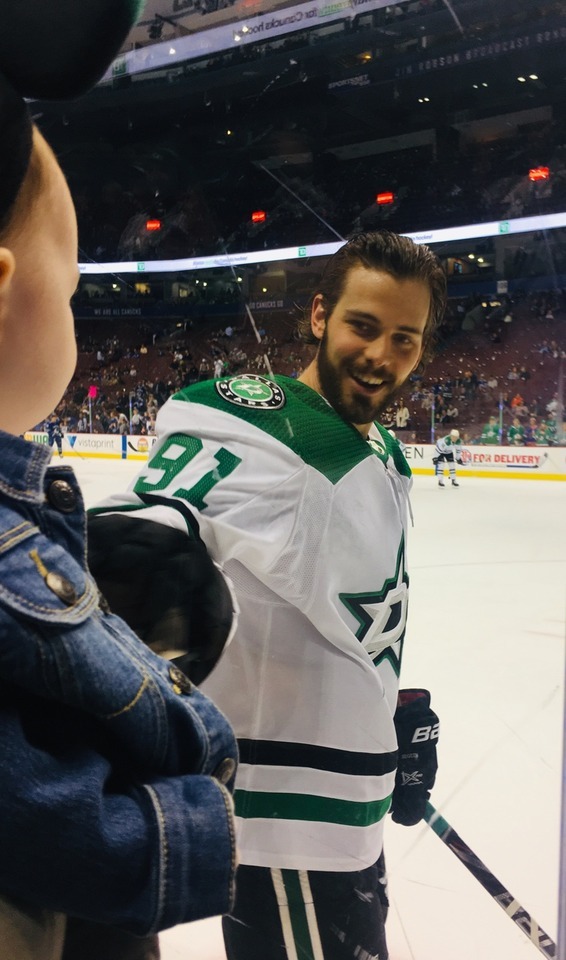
[168,665,193,695]
[47,480,77,513]
[45,571,78,605]
[212,758,236,784]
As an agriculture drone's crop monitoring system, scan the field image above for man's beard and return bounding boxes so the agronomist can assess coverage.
[316,332,403,427]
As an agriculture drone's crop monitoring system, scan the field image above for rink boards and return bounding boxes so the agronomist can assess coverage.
[25,432,566,480]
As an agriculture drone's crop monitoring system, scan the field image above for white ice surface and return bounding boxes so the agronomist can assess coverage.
[73,458,566,960]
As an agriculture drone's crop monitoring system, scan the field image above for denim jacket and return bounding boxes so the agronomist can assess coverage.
[0,431,237,935]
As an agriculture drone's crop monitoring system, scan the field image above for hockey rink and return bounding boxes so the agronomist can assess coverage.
[73,457,566,960]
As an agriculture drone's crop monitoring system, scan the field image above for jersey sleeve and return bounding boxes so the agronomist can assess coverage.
[93,395,301,593]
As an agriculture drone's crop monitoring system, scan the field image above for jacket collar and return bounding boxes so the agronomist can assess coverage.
[0,430,52,503]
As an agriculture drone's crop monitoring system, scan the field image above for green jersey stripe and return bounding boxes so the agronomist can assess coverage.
[281,871,319,960]
[235,789,392,826]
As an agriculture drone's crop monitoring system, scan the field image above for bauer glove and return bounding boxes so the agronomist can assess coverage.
[391,688,439,826]
[87,515,236,684]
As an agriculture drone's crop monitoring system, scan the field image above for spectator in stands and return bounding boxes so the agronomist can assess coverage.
[445,401,459,423]
[481,416,499,444]
[130,406,143,434]
[524,416,539,445]
[118,413,129,435]
[107,411,118,434]
[395,399,410,430]
[77,409,89,433]
[541,415,558,445]
[507,417,525,445]
[435,394,447,423]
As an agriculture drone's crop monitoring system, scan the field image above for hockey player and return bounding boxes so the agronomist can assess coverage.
[433,428,463,486]
[89,231,445,960]
[45,413,64,457]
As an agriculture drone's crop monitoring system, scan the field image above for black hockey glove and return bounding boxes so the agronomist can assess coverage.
[391,689,439,826]
[87,514,236,684]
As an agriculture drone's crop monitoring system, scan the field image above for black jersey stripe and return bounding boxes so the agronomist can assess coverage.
[237,738,398,777]
[134,492,201,539]
[88,494,201,539]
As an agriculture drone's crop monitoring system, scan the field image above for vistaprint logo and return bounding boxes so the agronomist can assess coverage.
[74,437,116,449]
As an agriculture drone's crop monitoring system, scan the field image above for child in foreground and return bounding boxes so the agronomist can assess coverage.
[0,2,238,958]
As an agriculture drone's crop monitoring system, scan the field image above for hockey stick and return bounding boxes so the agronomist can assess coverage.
[424,802,556,958]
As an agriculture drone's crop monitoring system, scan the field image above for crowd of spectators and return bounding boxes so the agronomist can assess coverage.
[42,288,564,447]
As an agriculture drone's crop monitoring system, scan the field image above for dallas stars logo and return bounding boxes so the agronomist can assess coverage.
[216,375,285,409]
[339,537,408,675]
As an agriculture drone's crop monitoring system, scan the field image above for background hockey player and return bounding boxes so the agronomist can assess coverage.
[89,231,445,960]
[45,413,64,458]
[433,428,464,486]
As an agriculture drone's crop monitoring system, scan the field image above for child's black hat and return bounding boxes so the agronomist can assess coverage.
[0,0,145,229]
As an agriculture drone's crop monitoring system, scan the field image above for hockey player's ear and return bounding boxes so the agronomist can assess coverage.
[311,294,327,341]
[410,345,425,375]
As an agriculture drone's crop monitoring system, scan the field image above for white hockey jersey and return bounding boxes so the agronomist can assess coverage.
[94,374,413,872]
[435,434,462,458]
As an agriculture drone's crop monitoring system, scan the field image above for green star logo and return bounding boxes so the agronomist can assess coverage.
[339,537,408,675]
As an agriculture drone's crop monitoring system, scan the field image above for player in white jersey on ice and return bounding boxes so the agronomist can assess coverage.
[433,428,463,487]
[88,232,446,960]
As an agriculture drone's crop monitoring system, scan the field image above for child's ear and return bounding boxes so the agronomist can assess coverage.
[0,249,16,304]
[0,247,16,292]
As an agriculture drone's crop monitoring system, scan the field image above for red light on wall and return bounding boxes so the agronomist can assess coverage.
[146,219,162,231]
[251,210,266,223]
[529,166,550,182]
[376,192,395,205]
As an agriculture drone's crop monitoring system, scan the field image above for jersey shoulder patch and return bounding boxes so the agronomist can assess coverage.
[216,375,286,410]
